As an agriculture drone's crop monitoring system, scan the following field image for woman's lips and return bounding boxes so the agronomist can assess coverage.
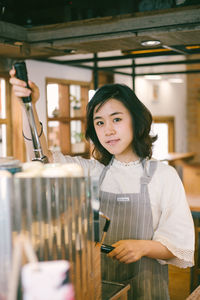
[106,139,120,146]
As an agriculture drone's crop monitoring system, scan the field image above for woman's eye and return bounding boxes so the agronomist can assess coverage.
[113,118,121,122]
[96,121,104,126]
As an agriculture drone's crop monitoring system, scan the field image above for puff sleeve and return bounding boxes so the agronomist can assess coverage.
[152,165,195,268]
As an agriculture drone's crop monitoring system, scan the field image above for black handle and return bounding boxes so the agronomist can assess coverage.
[14,61,32,103]
[99,212,111,245]
[99,211,111,233]
[101,244,115,254]
[102,218,110,233]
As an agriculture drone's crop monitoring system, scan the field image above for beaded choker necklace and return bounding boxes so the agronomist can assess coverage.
[113,158,141,167]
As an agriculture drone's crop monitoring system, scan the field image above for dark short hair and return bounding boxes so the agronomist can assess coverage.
[85,83,157,165]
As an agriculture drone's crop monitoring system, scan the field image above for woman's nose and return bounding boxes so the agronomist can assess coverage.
[105,123,115,135]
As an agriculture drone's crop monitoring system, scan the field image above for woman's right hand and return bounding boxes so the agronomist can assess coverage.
[9,67,40,104]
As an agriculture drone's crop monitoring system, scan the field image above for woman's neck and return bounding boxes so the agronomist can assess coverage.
[114,153,140,163]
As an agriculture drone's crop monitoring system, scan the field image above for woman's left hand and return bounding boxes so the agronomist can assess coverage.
[107,239,148,264]
[107,239,175,263]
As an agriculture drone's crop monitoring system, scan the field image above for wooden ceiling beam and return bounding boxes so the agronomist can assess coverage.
[0,5,200,58]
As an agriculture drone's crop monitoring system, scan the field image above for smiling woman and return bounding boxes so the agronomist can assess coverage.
[93,99,135,163]
[86,83,157,165]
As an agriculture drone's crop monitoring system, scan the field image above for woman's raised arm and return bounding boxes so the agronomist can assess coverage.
[9,67,53,162]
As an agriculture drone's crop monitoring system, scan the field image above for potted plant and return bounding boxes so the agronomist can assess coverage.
[70,94,82,117]
[71,131,85,153]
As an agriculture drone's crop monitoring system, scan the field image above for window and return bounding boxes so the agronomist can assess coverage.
[151,116,174,160]
[46,78,91,157]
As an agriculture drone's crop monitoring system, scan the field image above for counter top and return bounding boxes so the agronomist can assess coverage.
[187,194,200,213]
[161,152,196,164]
[102,280,130,300]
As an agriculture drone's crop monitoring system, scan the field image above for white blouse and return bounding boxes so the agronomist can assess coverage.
[53,151,195,268]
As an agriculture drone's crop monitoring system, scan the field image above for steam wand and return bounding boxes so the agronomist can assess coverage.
[99,212,115,254]
[14,61,48,163]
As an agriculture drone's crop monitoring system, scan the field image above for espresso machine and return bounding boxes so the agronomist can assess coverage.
[0,62,103,300]
[0,61,120,299]
[0,165,102,300]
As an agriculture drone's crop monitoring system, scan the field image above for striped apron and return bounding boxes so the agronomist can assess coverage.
[99,159,170,300]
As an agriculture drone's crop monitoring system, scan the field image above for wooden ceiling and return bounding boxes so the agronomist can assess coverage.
[0,3,200,60]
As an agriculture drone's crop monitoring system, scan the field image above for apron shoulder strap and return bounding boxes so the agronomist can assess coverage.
[141,159,158,185]
[148,160,158,178]
[99,157,114,187]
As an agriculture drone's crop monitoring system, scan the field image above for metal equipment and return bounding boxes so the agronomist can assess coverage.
[0,172,101,300]
[14,61,48,163]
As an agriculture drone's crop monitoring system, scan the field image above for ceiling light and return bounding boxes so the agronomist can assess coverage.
[144,75,162,80]
[169,78,183,83]
[14,41,23,46]
[141,40,161,47]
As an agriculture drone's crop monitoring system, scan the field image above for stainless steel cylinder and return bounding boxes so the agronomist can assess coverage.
[0,173,101,300]
[0,174,13,300]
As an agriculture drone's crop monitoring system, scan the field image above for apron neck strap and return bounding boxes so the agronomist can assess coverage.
[99,156,114,187]
[141,159,158,185]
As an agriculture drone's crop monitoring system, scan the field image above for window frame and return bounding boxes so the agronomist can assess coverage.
[152,116,175,153]
[0,73,12,156]
[45,77,92,157]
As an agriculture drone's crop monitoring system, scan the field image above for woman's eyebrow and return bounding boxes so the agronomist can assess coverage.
[93,111,123,121]
[93,111,123,120]
[111,112,123,116]
[93,116,102,121]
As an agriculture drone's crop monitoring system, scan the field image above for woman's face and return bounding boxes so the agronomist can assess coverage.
[93,98,138,162]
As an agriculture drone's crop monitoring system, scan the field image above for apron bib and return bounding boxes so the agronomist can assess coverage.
[99,159,169,300]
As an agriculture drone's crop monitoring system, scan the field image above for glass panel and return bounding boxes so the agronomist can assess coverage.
[0,78,6,118]
[70,120,82,144]
[47,84,59,117]
[69,85,82,117]
[151,123,168,160]
[0,124,7,156]
[70,120,85,153]
[48,121,60,151]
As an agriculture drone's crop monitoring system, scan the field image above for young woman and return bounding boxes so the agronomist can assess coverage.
[9,70,194,300]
